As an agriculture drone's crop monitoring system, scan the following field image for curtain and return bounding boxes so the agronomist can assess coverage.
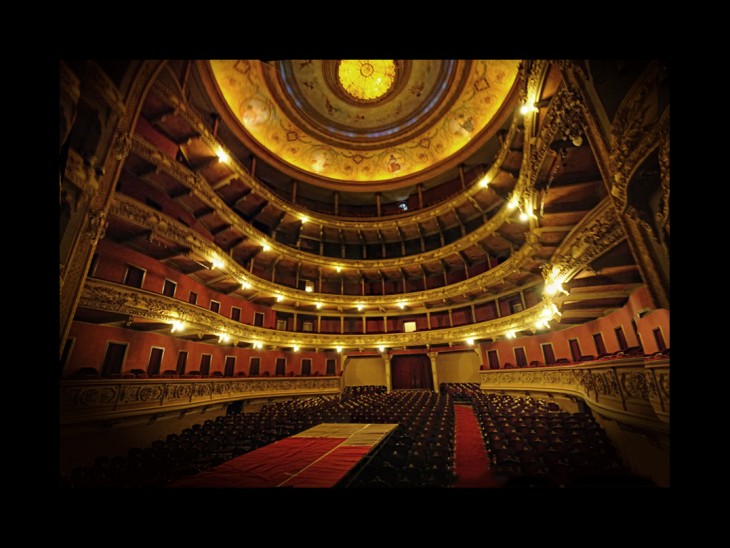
[391,354,433,390]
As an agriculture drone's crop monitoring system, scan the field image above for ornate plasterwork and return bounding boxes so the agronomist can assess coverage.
[480,358,669,430]
[608,62,668,211]
[60,376,341,422]
[541,197,623,282]
[145,85,522,229]
[207,60,519,187]
[110,193,540,304]
[80,278,552,348]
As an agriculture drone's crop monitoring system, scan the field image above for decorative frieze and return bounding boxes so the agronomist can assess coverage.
[60,376,342,423]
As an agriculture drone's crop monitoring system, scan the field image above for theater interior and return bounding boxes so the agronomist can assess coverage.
[59,59,669,488]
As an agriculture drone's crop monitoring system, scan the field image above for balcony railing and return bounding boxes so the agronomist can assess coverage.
[479,357,669,431]
[60,375,342,424]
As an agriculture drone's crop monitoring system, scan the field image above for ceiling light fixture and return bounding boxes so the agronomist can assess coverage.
[466,337,475,346]
[335,266,342,273]
[276,295,284,303]
[378,345,386,352]
[216,148,230,163]
[301,216,309,224]
[315,302,323,310]
[479,174,492,188]
[262,243,271,252]
[356,304,364,311]
[171,320,185,333]
[292,345,300,352]
[241,280,251,290]
[505,330,516,339]
[520,103,539,115]
[398,302,406,310]
[519,211,529,222]
[336,346,342,353]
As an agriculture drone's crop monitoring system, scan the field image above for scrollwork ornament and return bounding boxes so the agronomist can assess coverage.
[114,128,132,161]
[85,208,108,242]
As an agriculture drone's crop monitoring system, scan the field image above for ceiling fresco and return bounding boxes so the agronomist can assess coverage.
[206,59,520,190]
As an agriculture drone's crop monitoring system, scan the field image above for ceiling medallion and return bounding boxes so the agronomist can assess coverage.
[336,60,398,104]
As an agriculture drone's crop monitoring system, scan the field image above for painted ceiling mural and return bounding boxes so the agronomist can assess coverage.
[208,59,520,188]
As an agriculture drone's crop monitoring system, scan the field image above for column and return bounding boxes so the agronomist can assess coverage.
[428,352,439,393]
[382,352,392,393]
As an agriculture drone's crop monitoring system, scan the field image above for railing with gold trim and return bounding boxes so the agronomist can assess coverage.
[60,376,341,424]
[110,193,541,306]
[479,358,669,431]
[80,278,551,348]
[147,83,521,229]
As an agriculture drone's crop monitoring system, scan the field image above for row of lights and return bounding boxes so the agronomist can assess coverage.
[169,320,537,353]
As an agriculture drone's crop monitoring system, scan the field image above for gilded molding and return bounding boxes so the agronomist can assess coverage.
[608,62,668,211]
[85,208,108,243]
[545,197,623,280]
[148,84,521,230]
[60,376,341,423]
[480,358,669,430]
[656,111,670,235]
[128,140,520,269]
[64,149,101,199]
[81,278,553,347]
[110,193,539,306]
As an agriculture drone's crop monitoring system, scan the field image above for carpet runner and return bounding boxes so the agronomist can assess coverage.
[454,404,498,487]
[170,423,397,488]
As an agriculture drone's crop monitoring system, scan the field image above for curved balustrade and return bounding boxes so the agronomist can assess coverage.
[110,193,542,306]
[148,84,522,227]
[60,376,341,424]
[479,358,669,431]
[80,278,552,348]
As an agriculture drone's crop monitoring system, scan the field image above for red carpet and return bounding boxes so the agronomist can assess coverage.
[454,405,498,488]
[170,423,396,488]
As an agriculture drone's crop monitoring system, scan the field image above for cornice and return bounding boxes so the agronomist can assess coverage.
[80,278,552,348]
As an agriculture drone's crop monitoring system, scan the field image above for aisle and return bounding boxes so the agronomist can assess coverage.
[453,404,498,488]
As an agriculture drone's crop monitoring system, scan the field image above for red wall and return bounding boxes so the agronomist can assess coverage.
[479,286,669,367]
[93,240,275,329]
[66,322,340,377]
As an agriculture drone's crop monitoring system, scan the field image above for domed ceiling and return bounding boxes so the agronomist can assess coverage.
[203,60,520,191]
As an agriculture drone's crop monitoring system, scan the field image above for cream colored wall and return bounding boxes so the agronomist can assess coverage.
[436,351,481,384]
[343,355,386,387]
